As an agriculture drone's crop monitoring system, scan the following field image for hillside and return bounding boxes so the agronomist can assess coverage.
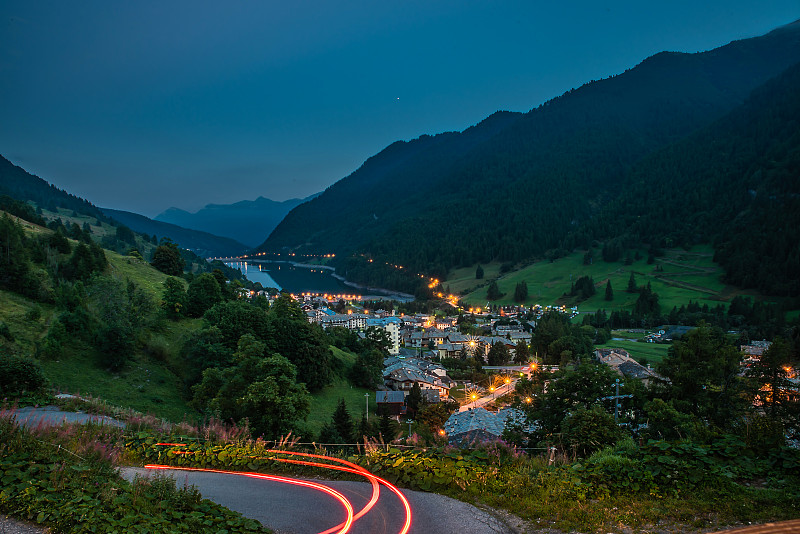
[156,194,315,248]
[103,207,249,258]
[0,155,106,219]
[456,246,736,311]
[259,21,800,296]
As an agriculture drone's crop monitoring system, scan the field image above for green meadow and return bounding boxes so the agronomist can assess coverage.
[454,246,760,314]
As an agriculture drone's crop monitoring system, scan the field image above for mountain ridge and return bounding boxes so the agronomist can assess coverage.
[156,194,318,247]
[102,208,249,258]
[258,20,800,296]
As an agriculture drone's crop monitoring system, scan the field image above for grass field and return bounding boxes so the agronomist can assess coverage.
[38,341,196,422]
[595,339,671,365]
[455,246,762,315]
[304,346,375,438]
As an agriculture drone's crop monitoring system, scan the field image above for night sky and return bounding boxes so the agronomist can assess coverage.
[1,1,797,217]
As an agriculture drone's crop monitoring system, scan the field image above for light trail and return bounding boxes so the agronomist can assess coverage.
[145,464,354,534]
[267,450,412,534]
[145,447,413,534]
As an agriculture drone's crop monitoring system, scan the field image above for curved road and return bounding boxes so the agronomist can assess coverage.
[120,467,519,534]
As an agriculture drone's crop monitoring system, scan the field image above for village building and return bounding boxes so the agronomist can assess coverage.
[383,357,454,399]
[594,348,661,384]
[443,407,528,445]
[375,390,406,416]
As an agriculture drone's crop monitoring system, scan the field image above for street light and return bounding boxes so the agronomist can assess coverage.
[407,419,414,437]
[365,392,370,419]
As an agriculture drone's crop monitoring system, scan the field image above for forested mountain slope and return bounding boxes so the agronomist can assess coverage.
[103,208,249,258]
[0,155,105,219]
[259,21,800,293]
[581,61,800,296]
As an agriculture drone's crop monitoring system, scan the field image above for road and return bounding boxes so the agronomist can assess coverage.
[459,381,516,412]
[9,406,125,428]
[120,466,520,534]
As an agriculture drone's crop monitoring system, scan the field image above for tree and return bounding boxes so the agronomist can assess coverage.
[151,241,184,276]
[487,341,509,366]
[535,362,627,435]
[561,406,624,457]
[604,280,614,301]
[627,272,637,293]
[406,382,423,417]
[268,314,333,392]
[514,281,528,303]
[332,398,354,444]
[747,337,798,427]
[180,326,233,386]
[634,282,660,317]
[185,273,222,318]
[656,323,744,428]
[350,347,383,388]
[191,334,310,439]
[203,300,270,348]
[487,281,502,300]
[378,411,399,441]
[513,340,530,364]
[475,265,484,279]
[161,277,186,319]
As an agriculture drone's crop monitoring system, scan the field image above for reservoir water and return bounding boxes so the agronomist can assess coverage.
[226,261,349,293]
[226,260,414,301]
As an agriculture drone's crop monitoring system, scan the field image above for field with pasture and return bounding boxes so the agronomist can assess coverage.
[454,246,760,315]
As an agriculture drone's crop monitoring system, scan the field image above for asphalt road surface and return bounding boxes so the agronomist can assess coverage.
[10,406,124,428]
[121,467,520,534]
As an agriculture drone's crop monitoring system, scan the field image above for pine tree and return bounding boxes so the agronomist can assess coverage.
[331,398,354,444]
[487,281,502,300]
[475,265,484,279]
[406,383,423,417]
[627,272,637,293]
[513,340,530,364]
[605,280,614,301]
[514,281,528,303]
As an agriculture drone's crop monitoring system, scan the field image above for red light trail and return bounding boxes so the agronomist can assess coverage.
[144,447,412,534]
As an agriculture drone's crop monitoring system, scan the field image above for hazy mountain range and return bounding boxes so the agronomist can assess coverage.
[156,195,317,248]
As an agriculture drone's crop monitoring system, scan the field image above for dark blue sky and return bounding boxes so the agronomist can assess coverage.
[1,1,797,217]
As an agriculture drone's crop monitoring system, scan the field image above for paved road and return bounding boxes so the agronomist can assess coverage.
[121,467,520,534]
[9,406,124,428]
[459,380,517,412]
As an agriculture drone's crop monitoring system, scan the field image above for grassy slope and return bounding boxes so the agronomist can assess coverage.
[456,246,763,315]
[1,220,197,421]
[595,338,671,365]
[41,251,196,421]
[303,346,376,438]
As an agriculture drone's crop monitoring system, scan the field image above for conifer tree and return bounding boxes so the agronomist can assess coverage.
[605,280,614,301]
[332,398,354,444]
[627,272,638,293]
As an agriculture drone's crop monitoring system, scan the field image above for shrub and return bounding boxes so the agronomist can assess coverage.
[0,321,13,341]
[0,354,49,396]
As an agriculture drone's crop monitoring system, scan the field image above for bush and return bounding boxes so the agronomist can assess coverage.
[143,335,170,362]
[560,405,623,457]
[0,321,14,341]
[0,354,48,395]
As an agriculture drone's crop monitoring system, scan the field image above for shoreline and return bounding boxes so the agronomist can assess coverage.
[241,259,415,301]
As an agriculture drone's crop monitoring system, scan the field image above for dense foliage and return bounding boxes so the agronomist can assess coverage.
[0,417,267,533]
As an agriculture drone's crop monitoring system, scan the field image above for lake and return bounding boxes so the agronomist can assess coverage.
[226,260,414,301]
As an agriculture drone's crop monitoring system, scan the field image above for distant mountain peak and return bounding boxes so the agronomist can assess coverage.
[155,193,318,247]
